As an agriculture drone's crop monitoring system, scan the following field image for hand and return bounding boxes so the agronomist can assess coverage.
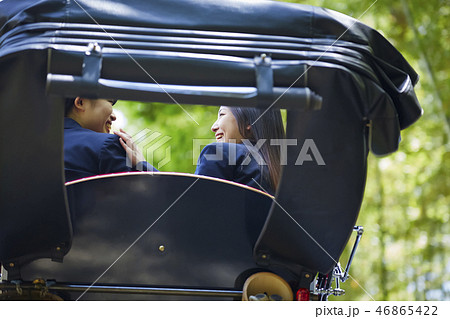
[115,129,146,167]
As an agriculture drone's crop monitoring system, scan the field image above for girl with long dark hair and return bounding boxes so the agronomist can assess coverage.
[195,106,285,195]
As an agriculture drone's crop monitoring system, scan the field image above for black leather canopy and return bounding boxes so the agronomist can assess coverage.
[0,0,421,133]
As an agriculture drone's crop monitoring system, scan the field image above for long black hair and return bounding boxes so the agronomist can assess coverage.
[229,107,285,192]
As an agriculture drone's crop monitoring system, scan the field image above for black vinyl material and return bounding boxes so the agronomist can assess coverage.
[0,0,422,297]
[0,50,72,270]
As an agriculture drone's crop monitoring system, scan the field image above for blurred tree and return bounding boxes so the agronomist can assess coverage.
[112,0,449,301]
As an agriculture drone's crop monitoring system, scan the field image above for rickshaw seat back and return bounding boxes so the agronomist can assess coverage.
[19,173,275,300]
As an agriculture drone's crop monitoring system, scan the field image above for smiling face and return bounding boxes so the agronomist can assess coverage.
[74,98,117,133]
[211,106,244,143]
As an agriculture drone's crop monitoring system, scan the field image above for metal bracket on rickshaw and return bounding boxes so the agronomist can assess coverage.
[314,226,364,298]
[46,42,103,99]
[80,42,103,98]
[11,280,23,295]
[254,53,273,108]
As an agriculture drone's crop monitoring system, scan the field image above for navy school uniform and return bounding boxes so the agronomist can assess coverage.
[64,118,157,182]
[195,142,273,195]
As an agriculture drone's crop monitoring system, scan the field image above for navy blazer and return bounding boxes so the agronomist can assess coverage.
[195,142,273,194]
[64,118,156,182]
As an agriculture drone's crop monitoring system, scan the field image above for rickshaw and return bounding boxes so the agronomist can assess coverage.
[0,0,422,300]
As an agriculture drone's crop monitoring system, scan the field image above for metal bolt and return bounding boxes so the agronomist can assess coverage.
[9,263,14,267]
[33,278,45,285]
[86,42,101,55]
[93,43,101,53]
[305,273,310,278]
[261,254,267,259]
[158,245,165,252]
[56,246,61,251]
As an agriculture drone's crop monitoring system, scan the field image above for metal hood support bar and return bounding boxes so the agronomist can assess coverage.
[46,44,322,110]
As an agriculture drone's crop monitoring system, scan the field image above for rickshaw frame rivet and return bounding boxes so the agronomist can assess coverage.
[261,254,267,259]
[9,263,14,267]
[305,274,310,278]
[56,247,61,251]
[159,245,165,252]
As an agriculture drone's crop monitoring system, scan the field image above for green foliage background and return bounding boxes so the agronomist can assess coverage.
[111,0,449,300]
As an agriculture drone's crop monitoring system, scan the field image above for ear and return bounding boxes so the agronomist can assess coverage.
[73,97,85,112]
[246,124,251,131]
